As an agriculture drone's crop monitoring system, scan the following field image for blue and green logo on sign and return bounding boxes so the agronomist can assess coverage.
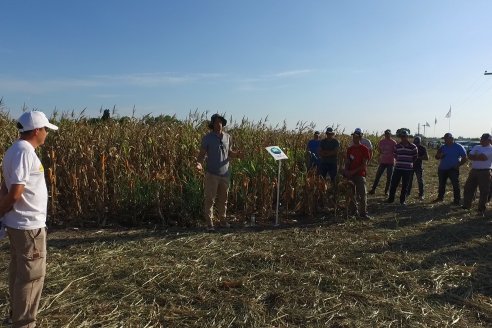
[270,147,282,154]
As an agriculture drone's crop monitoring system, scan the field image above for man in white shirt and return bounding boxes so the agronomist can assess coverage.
[462,133,492,216]
[0,111,58,327]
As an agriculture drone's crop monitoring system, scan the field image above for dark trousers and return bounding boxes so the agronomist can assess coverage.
[371,164,394,193]
[407,169,424,197]
[388,169,412,204]
[437,168,460,203]
[318,162,337,182]
[489,180,492,203]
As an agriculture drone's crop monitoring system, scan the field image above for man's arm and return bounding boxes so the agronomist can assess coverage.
[0,181,7,198]
[195,148,207,171]
[458,146,468,166]
[319,148,338,157]
[468,153,487,161]
[349,158,368,176]
[420,147,429,160]
[435,147,444,159]
[0,183,24,218]
[459,156,468,166]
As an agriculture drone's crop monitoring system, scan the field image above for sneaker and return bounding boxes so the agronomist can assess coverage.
[417,195,424,201]
[432,198,443,203]
[400,202,407,206]
[478,210,485,218]
[384,191,389,196]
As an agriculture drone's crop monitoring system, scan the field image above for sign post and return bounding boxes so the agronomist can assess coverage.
[265,146,288,226]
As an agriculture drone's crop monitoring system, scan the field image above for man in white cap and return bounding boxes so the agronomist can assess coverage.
[0,111,58,327]
[462,133,492,216]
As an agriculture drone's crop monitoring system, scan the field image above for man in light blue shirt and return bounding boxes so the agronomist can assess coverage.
[433,133,467,205]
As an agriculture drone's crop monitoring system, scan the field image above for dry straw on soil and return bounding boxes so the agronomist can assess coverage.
[1,202,490,327]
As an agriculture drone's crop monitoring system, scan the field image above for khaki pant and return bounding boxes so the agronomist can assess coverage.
[463,169,492,212]
[203,172,230,227]
[349,175,367,216]
[7,227,47,328]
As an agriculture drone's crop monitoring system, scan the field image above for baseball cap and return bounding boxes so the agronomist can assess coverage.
[17,111,59,132]
[351,128,362,136]
[314,131,320,135]
[208,113,227,129]
[326,127,335,134]
[413,136,421,144]
[442,132,453,139]
[480,133,492,141]
[384,129,391,134]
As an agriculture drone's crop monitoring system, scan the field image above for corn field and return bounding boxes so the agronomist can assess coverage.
[0,105,381,228]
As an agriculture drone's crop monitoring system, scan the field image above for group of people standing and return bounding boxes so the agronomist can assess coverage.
[307,127,492,219]
[1,111,491,326]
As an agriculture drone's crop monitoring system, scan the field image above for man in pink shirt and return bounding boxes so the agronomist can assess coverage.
[369,129,397,195]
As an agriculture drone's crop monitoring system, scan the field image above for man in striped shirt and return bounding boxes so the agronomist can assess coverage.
[386,129,418,205]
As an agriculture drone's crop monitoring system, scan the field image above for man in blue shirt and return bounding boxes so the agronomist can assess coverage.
[306,131,320,170]
[433,133,467,205]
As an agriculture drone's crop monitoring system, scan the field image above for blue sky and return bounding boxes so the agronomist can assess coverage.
[1,0,492,138]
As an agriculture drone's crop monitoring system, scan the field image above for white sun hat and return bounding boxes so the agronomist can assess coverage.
[17,111,59,132]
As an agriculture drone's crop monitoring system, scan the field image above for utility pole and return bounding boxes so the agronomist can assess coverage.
[486,71,491,133]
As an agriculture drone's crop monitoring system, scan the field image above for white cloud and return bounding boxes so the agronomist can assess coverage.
[268,69,313,78]
[235,69,314,92]
[0,72,226,94]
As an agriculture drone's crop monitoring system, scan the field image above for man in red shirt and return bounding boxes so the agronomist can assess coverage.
[344,129,372,219]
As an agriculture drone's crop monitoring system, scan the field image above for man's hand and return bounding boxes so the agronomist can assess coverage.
[196,162,203,172]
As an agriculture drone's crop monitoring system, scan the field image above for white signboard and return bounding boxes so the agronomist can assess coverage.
[265,146,288,161]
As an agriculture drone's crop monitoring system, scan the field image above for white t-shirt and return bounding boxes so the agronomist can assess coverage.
[470,144,492,169]
[2,140,48,229]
